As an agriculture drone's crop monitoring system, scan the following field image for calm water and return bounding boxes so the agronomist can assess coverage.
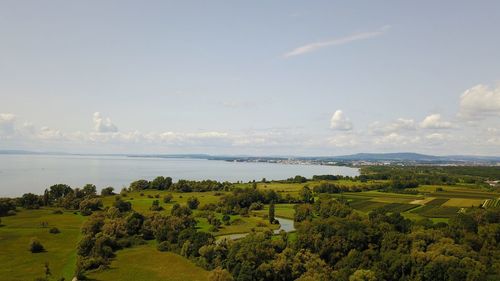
[217,217,296,241]
[0,154,359,197]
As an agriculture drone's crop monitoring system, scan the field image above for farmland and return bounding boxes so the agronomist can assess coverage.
[0,166,499,281]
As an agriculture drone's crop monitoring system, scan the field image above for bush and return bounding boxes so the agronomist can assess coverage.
[29,238,45,253]
[157,241,173,252]
[150,200,164,211]
[163,194,173,203]
[187,197,200,210]
[49,227,60,234]
[52,209,63,214]
[101,187,115,196]
[7,210,16,216]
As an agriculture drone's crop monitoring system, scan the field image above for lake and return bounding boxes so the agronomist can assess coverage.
[0,154,359,197]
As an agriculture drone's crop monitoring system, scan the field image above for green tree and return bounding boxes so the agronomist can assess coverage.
[269,202,275,224]
[187,197,200,210]
[299,186,313,203]
[208,267,234,281]
[29,238,45,253]
[100,187,115,196]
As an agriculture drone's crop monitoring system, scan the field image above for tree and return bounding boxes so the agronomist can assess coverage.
[187,197,200,210]
[0,198,16,216]
[150,200,163,211]
[222,214,231,225]
[79,198,103,215]
[48,184,73,201]
[299,186,313,203]
[113,198,132,212]
[208,267,234,281]
[29,238,45,253]
[349,269,377,281]
[129,179,150,191]
[101,187,115,196]
[269,202,275,224]
[163,194,173,203]
[19,193,41,209]
[151,176,173,190]
[49,227,60,234]
[82,184,97,197]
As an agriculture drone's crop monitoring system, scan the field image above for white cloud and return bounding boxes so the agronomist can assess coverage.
[327,134,359,148]
[283,25,390,58]
[330,110,353,131]
[37,126,64,140]
[420,114,454,129]
[374,132,420,146]
[0,113,16,136]
[370,118,416,134]
[93,112,118,133]
[459,84,500,119]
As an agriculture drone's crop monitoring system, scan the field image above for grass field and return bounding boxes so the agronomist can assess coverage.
[442,198,485,207]
[101,190,227,214]
[87,244,209,281]
[1,179,497,280]
[0,208,85,281]
[252,204,296,219]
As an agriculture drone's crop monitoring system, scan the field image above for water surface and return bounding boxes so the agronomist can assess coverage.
[0,154,358,196]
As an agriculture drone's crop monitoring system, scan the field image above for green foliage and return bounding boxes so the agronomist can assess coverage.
[163,193,173,203]
[269,202,275,223]
[129,179,151,191]
[0,198,16,216]
[29,238,45,253]
[187,197,200,209]
[101,186,115,196]
[49,227,60,234]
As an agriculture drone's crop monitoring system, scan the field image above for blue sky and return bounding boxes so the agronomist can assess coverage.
[1,1,500,155]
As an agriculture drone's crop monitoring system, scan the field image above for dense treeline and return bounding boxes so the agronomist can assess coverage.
[129,177,233,192]
[192,196,500,281]
[361,166,499,185]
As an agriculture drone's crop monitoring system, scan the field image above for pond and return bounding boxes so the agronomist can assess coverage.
[217,216,295,241]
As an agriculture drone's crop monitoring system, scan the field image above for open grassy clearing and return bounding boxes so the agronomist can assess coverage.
[197,213,278,235]
[0,208,85,281]
[87,244,209,281]
[101,190,228,214]
[424,198,449,205]
[252,204,296,219]
[442,198,485,207]
[410,204,460,218]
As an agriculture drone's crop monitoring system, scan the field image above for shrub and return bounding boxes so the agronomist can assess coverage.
[163,194,173,203]
[157,241,172,252]
[150,200,164,211]
[101,187,115,196]
[29,238,45,253]
[187,197,200,210]
[52,209,63,214]
[49,227,60,234]
[7,210,16,216]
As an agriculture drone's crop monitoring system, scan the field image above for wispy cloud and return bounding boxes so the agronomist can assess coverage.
[283,25,391,58]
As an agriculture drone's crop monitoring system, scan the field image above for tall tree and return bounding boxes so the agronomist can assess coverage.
[269,202,275,224]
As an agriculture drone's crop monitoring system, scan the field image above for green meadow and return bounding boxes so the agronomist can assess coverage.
[1,176,498,280]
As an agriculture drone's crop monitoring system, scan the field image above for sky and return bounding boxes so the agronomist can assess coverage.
[1,1,500,156]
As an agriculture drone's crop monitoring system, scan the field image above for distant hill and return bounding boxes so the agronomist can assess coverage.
[328,152,500,162]
[1,150,499,163]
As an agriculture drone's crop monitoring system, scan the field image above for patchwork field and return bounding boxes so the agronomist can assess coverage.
[1,177,498,280]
